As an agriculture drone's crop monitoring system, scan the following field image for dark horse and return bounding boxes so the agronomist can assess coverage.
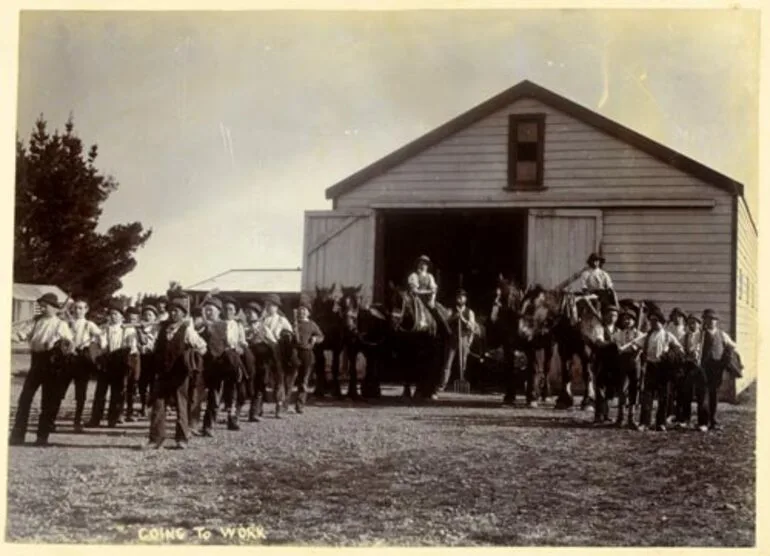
[339,285,391,400]
[489,277,551,407]
[311,284,345,398]
[383,283,447,400]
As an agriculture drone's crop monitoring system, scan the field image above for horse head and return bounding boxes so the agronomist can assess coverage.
[340,284,364,333]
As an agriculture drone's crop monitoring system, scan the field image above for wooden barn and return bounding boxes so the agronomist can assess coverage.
[302,80,757,402]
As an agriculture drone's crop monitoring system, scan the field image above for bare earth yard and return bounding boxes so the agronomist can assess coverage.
[5,372,755,547]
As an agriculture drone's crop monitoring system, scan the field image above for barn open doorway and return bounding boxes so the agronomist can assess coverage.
[377,209,528,309]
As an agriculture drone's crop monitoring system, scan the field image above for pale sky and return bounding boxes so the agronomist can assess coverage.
[15,9,760,297]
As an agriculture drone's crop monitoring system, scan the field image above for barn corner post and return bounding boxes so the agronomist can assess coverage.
[726,193,743,405]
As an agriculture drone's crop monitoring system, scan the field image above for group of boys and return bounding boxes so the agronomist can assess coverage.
[10,290,324,449]
[589,302,739,432]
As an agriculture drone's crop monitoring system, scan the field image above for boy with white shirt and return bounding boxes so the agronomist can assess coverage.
[612,309,644,429]
[86,302,137,428]
[124,306,143,422]
[244,301,275,421]
[261,294,294,418]
[136,304,160,418]
[636,310,683,431]
[10,293,74,446]
[695,309,738,431]
[54,299,103,433]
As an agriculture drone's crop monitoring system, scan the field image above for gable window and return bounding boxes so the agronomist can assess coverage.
[508,114,545,189]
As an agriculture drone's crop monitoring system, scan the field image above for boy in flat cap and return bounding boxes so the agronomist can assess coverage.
[10,293,74,446]
[199,296,245,435]
[593,304,621,424]
[292,297,324,414]
[261,294,294,418]
[677,313,703,429]
[146,295,207,449]
[694,309,738,431]
[635,309,683,431]
[53,298,102,433]
[439,288,477,398]
[613,308,644,429]
[87,301,137,428]
[243,301,271,421]
[136,304,160,418]
[124,306,143,422]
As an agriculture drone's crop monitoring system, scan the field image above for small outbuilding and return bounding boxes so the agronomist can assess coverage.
[186,268,302,314]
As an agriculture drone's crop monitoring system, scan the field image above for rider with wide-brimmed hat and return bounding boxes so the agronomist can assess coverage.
[580,252,619,310]
[406,255,451,335]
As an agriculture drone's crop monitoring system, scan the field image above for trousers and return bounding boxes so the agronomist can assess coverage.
[11,351,62,443]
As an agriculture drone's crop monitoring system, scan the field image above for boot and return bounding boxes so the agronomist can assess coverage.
[227,412,240,431]
[296,392,307,414]
[248,399,260,422]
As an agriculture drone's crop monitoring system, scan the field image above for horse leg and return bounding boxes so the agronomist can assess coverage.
[580,351,596,410]
[501,346,515,406]
[540,342,553,402]
[313,346,326,398]
[331,348,343,399]
[347,347,361,400]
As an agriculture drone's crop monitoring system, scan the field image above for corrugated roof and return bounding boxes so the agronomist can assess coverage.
[13,283,68,302]
[186,268,302,293]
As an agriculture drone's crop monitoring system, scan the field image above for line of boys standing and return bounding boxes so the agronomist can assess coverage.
[9,291,323,449]
[591,302,739,432]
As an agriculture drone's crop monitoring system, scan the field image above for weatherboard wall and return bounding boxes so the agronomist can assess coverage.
[734,198,758,396]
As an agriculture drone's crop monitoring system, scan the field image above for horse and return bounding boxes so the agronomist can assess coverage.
[311,284,345,398]
[339,285,391,400]
[383,283,447,400]
[487,276,536,406]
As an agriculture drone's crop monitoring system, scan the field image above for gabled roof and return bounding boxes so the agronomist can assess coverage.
[13,283,68,302]
[186,268,302,293]
[325,80,744,200]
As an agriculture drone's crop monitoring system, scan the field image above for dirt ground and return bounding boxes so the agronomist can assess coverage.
[4,375,756,547]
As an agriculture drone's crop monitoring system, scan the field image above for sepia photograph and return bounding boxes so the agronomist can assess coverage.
[3,3,761,547]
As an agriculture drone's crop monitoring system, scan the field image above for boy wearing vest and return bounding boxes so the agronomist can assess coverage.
[124,306,143,422]
[261,294,294,418]
[137,304,160,418]
[200,296,245,435]
[243,301,270,421]
[612,309,643,429]
[55,298,103,433]
[678,313,702,429]
[145,295,207,449]
[695,309,737,431]
[187,305,207,430]
[10,293,74,446]
[439,289,477,397]
[86,302,137,428]
[665,308,687,424]
[593,305,621,424]
[293,298,324,414]
[637,310,683,431]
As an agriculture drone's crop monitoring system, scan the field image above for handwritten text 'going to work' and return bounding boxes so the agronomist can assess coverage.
[137,525,266,543]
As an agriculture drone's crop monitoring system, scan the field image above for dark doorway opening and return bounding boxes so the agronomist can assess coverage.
[377,209,528,311]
